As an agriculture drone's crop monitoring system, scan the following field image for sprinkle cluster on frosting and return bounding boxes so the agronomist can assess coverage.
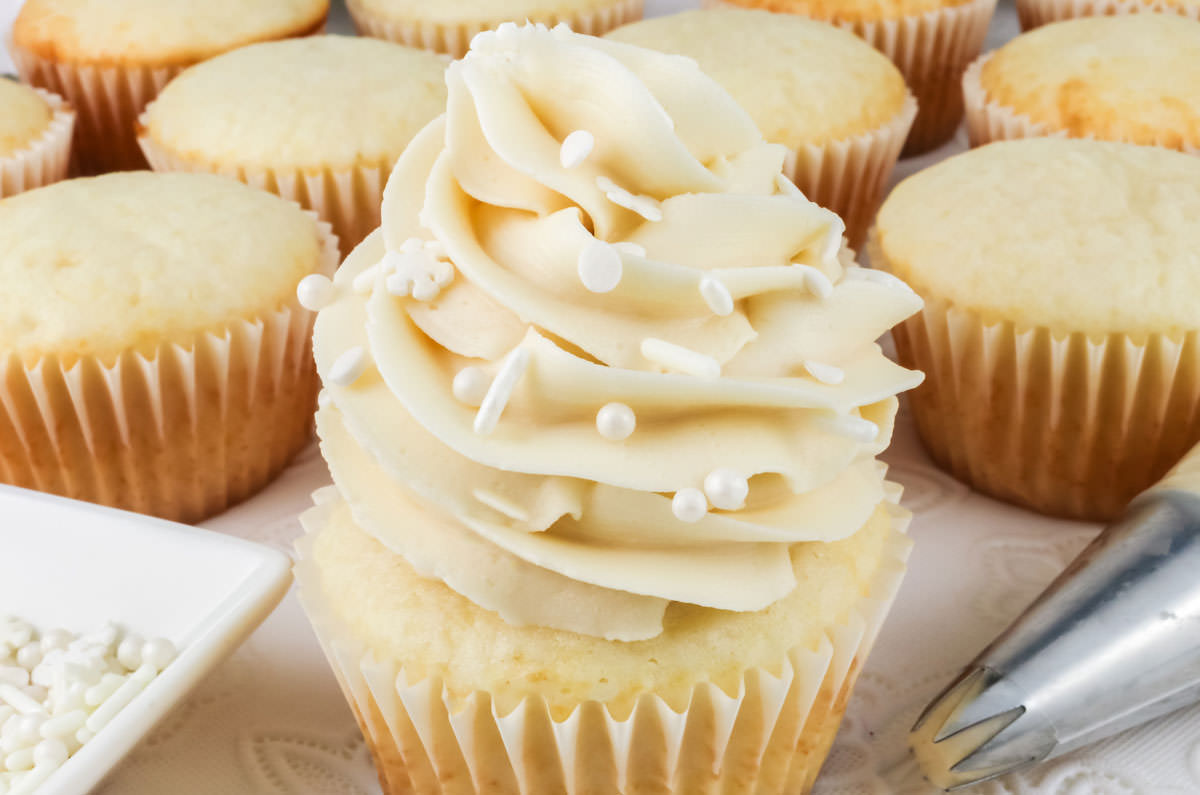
[307,23,924,641]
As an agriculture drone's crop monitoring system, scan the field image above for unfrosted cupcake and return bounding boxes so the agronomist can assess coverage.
[710,0,995,154]
[10,0,329,174]
[1016,0,1200,31]
[295,25,925,794]
[965,15,1200,151]
[872,137,1200,521]
[139,36,448,257]
[607,9,915,250]
[347,0,643,56]
[0,172,337,523]
[0,78,74,198]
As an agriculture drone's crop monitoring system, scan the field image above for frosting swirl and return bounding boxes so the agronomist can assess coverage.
[312,23,923,641]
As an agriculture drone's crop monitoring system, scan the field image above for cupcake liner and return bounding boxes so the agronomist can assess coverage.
[707,0,995,155]
[294,492,912,794]
[1015,0,1200,31]
[0,87,74,198]
[138,123,388,258]
[871,236,1200,522]
[783,93,917,250]
[346,0,644,57]
[0,214,339,524]
[962,52,1200,153]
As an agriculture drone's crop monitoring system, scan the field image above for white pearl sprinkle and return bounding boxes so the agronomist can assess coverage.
[818,414,879,443]
[139,639,176,673]
[804,360,845,385]
[800,265,834,300]
[452,366,491,407]
[329,346,370,387]
[596,403,636,441]
[613,241,646,258]
[699,277,734,316]
[672,488,708,523]
[559,130,594,169]
[578,239,623,293]
[641,338,721,378]
[704,468,749,511]
[295,274,334,311]
[474,347,530,435]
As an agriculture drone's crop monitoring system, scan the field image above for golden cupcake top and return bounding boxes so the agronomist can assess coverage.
[980,15,1200,150]
[12,0,329,65]
[606,9,909,147]
[0,172,323,364]
[875,138,1200,334]
[0,79,52,158]
[718,0,977,23]
[348,0,625,24]
[311,23,922,641]
[139,36,448,172]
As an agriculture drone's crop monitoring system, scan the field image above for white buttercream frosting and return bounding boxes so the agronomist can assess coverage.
[312,23,924,641]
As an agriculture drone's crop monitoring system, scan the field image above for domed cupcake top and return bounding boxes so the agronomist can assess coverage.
[0,79,52,158]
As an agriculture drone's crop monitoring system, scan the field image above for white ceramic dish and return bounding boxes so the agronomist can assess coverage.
[0,485,292,795]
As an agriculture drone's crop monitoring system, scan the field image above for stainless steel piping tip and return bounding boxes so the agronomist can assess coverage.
[909,442,1200,790]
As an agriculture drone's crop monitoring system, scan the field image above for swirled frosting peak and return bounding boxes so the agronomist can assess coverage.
[311,22,924,642]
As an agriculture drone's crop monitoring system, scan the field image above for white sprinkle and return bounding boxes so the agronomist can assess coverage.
[578,239,623,293]
[5,747,32,771]
[84,675,123,708]
[640,338,720,378]
[472,489,530,522]
[295,274,334,311]
[0,669,26,688]
[559,130,594,169]
[431,258,454,287]
[0,687,40,716]
[411,276,440,302]
[424,239,447,258]
[140,639,175,673]
[85,664,154,734]
[329,346,370,387]
[14,646,39,672]
[115,635,142,671]
[39,711,85,741]
[613,241,646,257]
[386,270,413,297]
[704,468,749,511]
[672,488,708,523]
[596,176,663,222]
[32,737,67,769]
[804,360,845,385]
[473,347,530,435]
[596,403,636,441]
[699,277,734,316]
[452,366,491,407]
[818,414,879,443]
[800,265,834,300]
[352,264,382,294]
[38,632,69,654]
[774,173,803,197]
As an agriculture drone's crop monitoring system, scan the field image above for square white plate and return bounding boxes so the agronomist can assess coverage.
[0,485,293,795]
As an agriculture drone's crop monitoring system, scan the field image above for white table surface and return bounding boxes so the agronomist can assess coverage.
[6,0,1200,792]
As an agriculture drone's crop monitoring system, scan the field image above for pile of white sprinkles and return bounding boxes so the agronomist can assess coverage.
[0,617,175,794]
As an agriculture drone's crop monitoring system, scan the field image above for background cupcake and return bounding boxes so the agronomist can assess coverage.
[10,0,330,174]
[1016,0,1200,31]
[297,25,923,794]
[708,0,995,154]
[139,35,448,257]
[0,172,338,522]
[346,0,644,55]
[0,78,73,198]
[965,15,1200,152]
[872,137,1200,521]
[607,8,916,250]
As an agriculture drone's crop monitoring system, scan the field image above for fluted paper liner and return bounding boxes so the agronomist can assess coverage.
[138,121,387,258]
[0,214,339,524]
[962,52,1200,153]
[0,87,74,198]
[295,490,912,794]
[783,94,917,250]
[1015,0,1200,30]
[346,0,644,57]
[871,235,1200,522]
[706,0,995,155]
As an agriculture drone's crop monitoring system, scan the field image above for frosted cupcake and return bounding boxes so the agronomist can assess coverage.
[346,0,642,56]
[873,138,1200,521]
[1016,0,1200,31]
[0,172,337,522]
[10,0,329,174]
[296,24,924,794]
[0,79,74,198]
[607,9,915,250]
[711,0,996,154]
[139,36,448,257]
[965,15,1200,151]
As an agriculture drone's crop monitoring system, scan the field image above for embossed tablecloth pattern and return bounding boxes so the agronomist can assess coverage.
[7,0,1200,792]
